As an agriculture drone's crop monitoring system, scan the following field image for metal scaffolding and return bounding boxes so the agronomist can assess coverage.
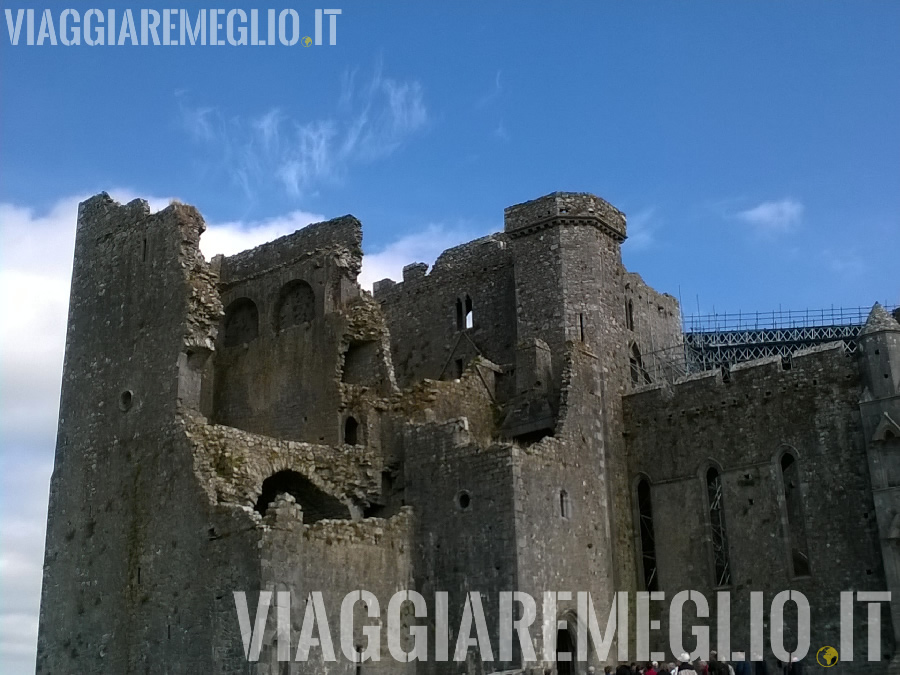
[634,304,898,385]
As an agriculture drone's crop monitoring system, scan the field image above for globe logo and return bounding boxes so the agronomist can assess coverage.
[302,36,312,47]
[817,646,839,667]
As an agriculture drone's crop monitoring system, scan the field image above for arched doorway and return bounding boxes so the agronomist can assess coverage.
[556,624,576,675]
[254,470,350,522]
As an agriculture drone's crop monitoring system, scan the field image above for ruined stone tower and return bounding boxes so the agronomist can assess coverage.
[37,191,899,674]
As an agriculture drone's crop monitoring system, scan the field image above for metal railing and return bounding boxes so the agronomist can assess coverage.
[631,304,897,387]
[682,305,897,333]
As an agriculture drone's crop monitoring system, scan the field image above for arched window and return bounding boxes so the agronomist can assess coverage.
[636,477,658,591]
[780,453,811,576]
[222,298,259,347]
[706,467,732,586]
[344,416,359,446]
[456,295,474,330]
[559,489,571,519]
[254,470,350,521]
[626,299,635,331]
[630,343,650,385]
[274,279,315,331]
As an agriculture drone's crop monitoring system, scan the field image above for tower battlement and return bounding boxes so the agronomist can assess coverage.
[503,191,627,241]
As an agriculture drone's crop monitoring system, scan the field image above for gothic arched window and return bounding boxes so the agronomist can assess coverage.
[706,467,732,586]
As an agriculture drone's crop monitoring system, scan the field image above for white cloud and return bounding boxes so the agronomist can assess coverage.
[179,62,428,199]
[200,210,324,259]
[358,224,484,291]
[0,190,476,671]
[0,191,324,672]
[736,198,804,233]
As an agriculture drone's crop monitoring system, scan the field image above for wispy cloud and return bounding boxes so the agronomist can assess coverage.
[822,247,865,277]
[179,62,428,199]
[476,70,503,109]
[736,198,804,233]
[623,207,658,251]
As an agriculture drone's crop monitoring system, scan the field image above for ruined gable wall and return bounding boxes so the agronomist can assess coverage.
[623,345,888,667]
[212,216,396,446]
[624,271,682,369]
[375,234,517,389]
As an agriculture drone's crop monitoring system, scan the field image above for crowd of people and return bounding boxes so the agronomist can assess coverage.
[586,651,805,675]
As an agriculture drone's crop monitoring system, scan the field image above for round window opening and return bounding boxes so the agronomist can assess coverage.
[119,390,134,412]
[457,491,471,511]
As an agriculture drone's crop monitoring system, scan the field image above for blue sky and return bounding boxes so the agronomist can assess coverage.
[1,2,899,672]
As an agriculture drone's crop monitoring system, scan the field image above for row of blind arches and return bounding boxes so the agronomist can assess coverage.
[222,280,317,347]
[636,452,809,592]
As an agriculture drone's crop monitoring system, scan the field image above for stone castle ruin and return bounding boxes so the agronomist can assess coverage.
[37,191,900,674]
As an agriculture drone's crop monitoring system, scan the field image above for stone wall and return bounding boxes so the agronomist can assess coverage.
[623,344,890,669]
[375,234,517,388]
[40,190,895,675]
[37,195,225,673]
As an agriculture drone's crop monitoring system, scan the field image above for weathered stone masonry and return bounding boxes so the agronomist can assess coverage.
[37,191,900,674]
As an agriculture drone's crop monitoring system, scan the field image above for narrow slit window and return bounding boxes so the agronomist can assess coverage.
[780,454,811,577]
[626,299,635,331]
[706,467,732,586]
[636,478,658,591]
[559,489,571,518]
[464,294,473,329]
[455,298,464,331]
[579,313,585,342]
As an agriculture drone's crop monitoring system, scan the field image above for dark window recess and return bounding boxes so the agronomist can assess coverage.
[559,490,571,518]
[344,416,360,445]
[630,343,651,385]
[579,313,585,342]
[274,280,316,331]
[457,491,471,510]
[626,299,635,331]
[637,478,658,591]
[465,295,473,329]
[780,454,811,576]
[706,467,732,586]
[222,298,259,347]
[254,470,350,521]
[556,628,575,675]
